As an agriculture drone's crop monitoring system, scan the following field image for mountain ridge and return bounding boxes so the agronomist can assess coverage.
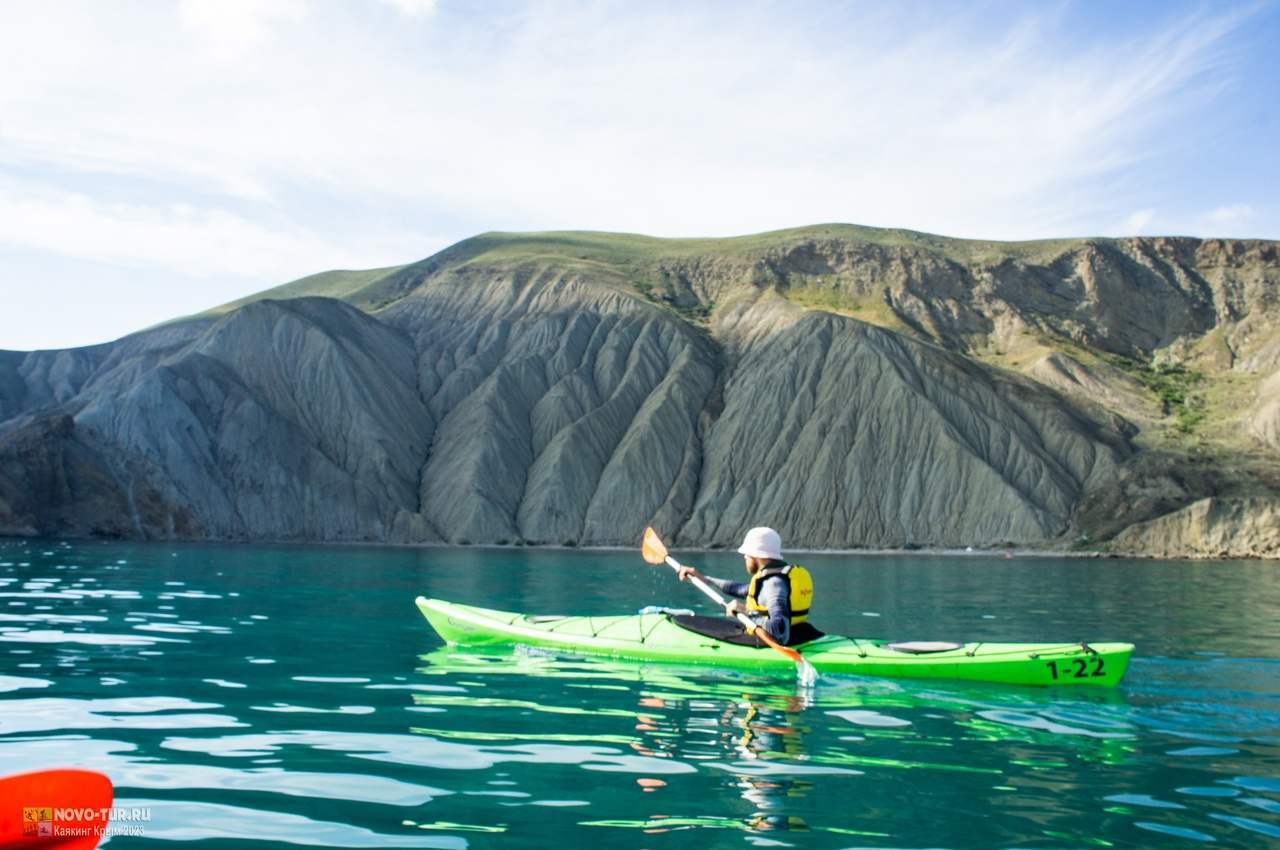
[4,223,1278,556]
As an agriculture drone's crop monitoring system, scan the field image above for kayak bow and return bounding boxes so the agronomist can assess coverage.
[415,598,1132,687]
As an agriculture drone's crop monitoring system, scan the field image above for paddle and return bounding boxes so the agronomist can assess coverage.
[641,526,817,684]
[0,769,113,850]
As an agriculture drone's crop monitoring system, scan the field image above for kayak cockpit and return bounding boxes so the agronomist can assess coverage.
[668,613,825,647]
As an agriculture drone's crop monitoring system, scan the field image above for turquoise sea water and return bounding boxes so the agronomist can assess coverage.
[0,539,1277,849]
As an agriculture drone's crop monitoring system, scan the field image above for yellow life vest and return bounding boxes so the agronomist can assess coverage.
[745,563,813,624]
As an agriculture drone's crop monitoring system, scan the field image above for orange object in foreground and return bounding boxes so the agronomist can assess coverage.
[0,770,114,850]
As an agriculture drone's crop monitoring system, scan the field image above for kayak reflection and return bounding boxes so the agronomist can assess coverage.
[411,646,1137,840]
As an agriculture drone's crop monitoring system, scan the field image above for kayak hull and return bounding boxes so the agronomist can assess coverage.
[416,597,1133,687]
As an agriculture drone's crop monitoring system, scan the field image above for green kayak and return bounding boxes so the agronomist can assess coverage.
[416,598,1133,687]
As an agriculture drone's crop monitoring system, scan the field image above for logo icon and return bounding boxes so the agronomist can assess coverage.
[22,807,53,837]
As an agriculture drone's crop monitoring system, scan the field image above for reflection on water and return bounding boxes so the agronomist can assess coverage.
[0,539,1277,849]
[412,648,1157,844]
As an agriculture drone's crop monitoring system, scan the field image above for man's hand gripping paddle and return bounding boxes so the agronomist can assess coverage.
[642,526,817,684]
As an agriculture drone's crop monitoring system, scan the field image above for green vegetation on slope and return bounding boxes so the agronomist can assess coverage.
[781,282,915,335]
[202,266,410,316]
[450,224,1090,268]
[184,223,1106,327]
[1103,358,1205,434]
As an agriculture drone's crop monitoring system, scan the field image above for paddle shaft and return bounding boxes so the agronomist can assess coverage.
[662,554,730,605]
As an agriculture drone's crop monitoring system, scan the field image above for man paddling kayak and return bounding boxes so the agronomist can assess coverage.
[677,527,819,646]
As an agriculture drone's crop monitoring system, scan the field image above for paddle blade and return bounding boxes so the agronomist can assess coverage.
[772,643,819,685]
[641,527,668,565]
[797,656,819,687]
[0,769,113,850]
[750,626,820,685]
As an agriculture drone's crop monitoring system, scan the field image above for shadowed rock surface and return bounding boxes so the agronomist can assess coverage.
[0,413,198,538]
[2,224,1278,553]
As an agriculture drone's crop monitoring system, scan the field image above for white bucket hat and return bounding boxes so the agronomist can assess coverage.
[737,527,782,560]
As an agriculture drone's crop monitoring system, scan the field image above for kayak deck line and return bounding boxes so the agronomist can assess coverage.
[415,597,1134,687]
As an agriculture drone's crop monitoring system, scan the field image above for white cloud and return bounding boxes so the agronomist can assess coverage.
[0,180,377,281]
[177,0,306,55]
[376,0,437,17]
[0,2,1254,244]
[1121,209,1157,235]
[1206,204,1254,226]
[0,0,1268,346]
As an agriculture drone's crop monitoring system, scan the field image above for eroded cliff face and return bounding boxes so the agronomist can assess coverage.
[0,275,724,545]
[377,269,718,546]
[1110,497,1280,559]
[5,300,428,540]
[1,225,1277,552]
[683,296,1124,547]
[636,233,1279,358]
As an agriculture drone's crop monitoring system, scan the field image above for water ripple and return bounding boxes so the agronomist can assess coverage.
[0,629,185,646]
[1209,814,1280,839]
[1135,821,1218,842]
[0,674,51,692]
[829,709,912,728]
[0,696,244,734]
[116,798,466,848]
[975,709,1134,739]
[162,730,699,775]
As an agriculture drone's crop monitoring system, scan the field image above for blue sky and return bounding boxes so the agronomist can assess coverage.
[2,0,1277,350]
